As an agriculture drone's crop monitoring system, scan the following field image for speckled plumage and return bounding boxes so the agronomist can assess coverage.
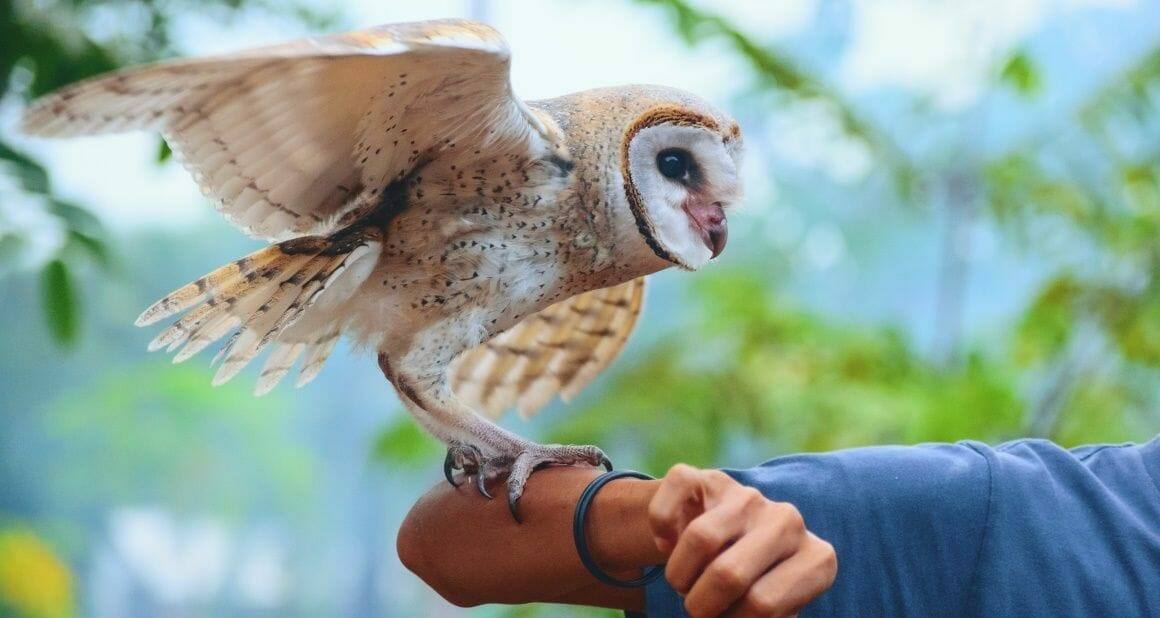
[22,19,744,508]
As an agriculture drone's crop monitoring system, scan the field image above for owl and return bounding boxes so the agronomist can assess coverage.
[22,19,744,517]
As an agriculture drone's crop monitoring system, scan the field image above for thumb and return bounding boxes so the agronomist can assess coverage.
[648,464,708,556]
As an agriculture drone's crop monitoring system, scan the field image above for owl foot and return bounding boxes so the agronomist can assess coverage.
[503,443,613,523]
[443,442,485,491]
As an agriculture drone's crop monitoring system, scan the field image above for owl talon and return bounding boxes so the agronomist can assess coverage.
[475,469,494,500]
[600,454,614,471]
[500,443,611,524]
[443,442,485,489]
[443,449,462,487]
[508,490,523,524]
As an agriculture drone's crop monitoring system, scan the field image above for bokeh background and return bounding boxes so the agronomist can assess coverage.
[1,0,1158,615]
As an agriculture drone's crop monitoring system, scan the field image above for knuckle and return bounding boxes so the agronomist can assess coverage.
[745,590,781,616]
[776,502,805,531]
[738,486,766,508]
[706,469,734,485]
[685,520,721,551]
[707,560,747,592]
[664,563,690,594]
[647,497,667,525]
[741,485,762,498]
[668,463,699,482]
[684,600,710,618]
[818,538,837,561]
[816,539,839,576]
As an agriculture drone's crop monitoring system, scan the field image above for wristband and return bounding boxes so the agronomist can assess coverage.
[571,470,665,588]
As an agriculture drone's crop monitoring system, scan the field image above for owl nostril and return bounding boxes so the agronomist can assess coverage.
[707,202,725,224]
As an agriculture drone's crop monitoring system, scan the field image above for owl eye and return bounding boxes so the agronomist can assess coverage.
[656,148,692,180]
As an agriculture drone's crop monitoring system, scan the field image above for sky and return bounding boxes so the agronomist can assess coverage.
[1,0,1155,341]
[3,0,1145,238]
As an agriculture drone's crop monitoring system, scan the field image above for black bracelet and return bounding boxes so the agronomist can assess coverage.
[572,470,665,588]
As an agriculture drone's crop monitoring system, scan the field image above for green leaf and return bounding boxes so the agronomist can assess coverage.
[0,139,50,194]
[47,199,104,236]
[66,230,111,269]
[999,50,1042,97]
[157,138,172,163]
[40,259,79,348]
[1014,276,1081,365]
[372,418,439,466]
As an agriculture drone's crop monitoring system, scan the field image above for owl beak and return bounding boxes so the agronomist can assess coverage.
[684,200,728,259]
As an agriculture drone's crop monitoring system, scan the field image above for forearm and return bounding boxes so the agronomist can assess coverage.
[397,465,663,608]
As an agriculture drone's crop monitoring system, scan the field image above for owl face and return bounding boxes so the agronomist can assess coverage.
[622,108,744,271]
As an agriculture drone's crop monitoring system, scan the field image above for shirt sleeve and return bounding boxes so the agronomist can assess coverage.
[643,442,993,616]
[641,438,1160,617]
[963,438,1160,616]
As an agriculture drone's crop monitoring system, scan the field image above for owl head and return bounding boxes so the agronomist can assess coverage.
[620,90,744,271]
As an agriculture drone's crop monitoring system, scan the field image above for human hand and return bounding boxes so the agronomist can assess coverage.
[648,464,837,617]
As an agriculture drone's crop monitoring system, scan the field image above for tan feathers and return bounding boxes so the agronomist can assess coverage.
[21,19,537,241]
[23,18,740,476]
[450,277,646,419]
[138,245,288,327]
[138,236,379,393]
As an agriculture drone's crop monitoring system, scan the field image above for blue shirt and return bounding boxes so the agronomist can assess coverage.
[642,438,1160,616]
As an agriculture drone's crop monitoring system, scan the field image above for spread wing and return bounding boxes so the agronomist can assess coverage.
[21,19,544,240]
[450,278,647,419]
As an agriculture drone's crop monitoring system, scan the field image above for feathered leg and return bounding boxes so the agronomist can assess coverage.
[378,353,611,521]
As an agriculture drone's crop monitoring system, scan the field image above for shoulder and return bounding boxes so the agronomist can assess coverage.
[963,437,1160,614]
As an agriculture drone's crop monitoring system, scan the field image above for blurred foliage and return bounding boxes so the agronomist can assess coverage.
[552,270,1029,473]
[542,4,1160,479]
[37,260,77,348]
[0,0,336,346]
[373,417,441,467]
[0,526,73,617]
[999,50,1043,97]
[986,44,1160,431]
[635,0,918,198]
[39,364,316,519]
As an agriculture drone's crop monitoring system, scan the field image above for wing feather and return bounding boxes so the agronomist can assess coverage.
[450,278,647,419]
[22,19,538,240]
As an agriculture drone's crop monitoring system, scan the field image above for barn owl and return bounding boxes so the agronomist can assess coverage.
[22,19,744,517]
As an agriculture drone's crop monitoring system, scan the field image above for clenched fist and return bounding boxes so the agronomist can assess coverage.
[648,464,838,617]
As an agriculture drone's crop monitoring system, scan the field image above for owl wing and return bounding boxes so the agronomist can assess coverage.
[450,277,647,419]
[21,19,543,240]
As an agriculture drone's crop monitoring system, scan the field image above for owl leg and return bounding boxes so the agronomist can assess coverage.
[454,427,615,517]
[498,444,613,523]
[380,353,611,519]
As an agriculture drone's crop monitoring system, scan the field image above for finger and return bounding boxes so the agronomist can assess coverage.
[648,464,706,554]
[664,492,749,595]
[725,534,837,618]
[683,506,806,618]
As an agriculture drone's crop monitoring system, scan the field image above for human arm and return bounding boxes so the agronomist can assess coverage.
[400,438,1160,615]
[396,465,657,609]
[396,463,836,615]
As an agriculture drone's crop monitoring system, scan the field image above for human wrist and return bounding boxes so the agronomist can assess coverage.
[584,477,665,572]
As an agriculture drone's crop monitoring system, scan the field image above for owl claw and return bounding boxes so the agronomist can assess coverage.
[475,469,494,500]
[508,490,523,524]
[443,442,609,520]
[503,443,612,524]
[443,449,461,487]
[443,443,484,489]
